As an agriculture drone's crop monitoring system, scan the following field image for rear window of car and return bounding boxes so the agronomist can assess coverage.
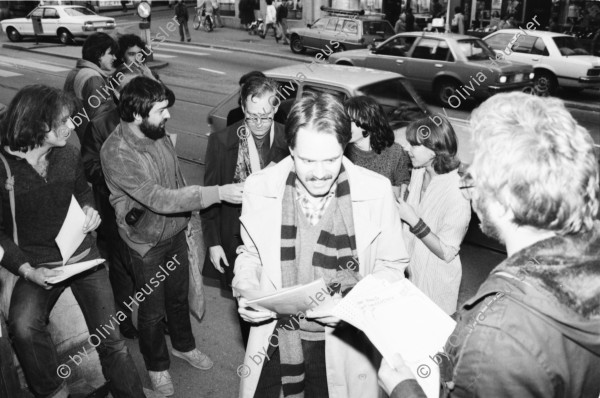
[64,7,96,16]
[552,36,590,56]
[484,33,513,50]
[363,21,394,36]
[456,39,495,60]
[357,78,428,128]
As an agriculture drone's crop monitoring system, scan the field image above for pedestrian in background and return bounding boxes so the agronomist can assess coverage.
[260,0,279,41]
[379,92,600,398]
[175,0,191,42]
[344,96,411,199]
[276,0,290,45]
[64,32,117,141]
[211,0,225,27]
[451,6,465,34]
[405,7,415,31]
[394,12,406,33]
[398,116,471,315]
[239,0,255,30]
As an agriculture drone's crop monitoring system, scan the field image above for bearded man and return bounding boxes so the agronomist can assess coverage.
[100,76,242,396]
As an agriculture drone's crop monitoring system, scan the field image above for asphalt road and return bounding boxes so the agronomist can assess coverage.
[0,15,594,396]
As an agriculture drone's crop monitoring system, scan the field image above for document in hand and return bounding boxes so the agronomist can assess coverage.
[45,259,106,285]
[243,279,334,315]
[331,275,456,398]
[55,195,87,265]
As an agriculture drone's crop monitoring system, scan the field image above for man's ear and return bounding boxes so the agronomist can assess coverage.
[133,113,143,125]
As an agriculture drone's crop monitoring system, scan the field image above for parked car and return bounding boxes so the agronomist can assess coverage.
[0,5,115,44]
[288,8,395,55]
[328,32,534,107]
[483,29,600,95]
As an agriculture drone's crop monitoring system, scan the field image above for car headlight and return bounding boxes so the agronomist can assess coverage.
[529,72,535,80]
[107,21,115,27]
[498,75,508,84]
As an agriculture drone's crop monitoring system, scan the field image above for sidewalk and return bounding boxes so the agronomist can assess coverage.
[104,3,308,63]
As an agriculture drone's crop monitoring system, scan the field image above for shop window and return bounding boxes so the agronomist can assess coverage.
[286,0,302,20]
[219,0,235,16]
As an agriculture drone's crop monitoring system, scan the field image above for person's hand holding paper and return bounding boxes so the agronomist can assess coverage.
[238,297,277,324]
[82,205,101,234]
[305,294,342,327]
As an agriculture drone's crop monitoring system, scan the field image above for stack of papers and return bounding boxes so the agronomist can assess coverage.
[332,275,456,398]
[46,259,105,285]
[235,279,334,315]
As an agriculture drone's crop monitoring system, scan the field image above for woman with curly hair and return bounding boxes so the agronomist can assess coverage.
[397,115,471,314]
[344,96,411,198]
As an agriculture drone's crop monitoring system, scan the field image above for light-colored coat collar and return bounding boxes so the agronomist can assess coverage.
[240,156,385,291]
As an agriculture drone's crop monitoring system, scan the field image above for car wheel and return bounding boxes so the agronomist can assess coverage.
[533,70,557,96]
[435,78,462,108]
[290,36,306,54]
[335,61,353,66]
[58,29,74,45]
[7,27,22,42]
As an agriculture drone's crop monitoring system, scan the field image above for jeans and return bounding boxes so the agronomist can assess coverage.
[178,19,191,40]
[127,230,195,371]
[8,260,144,398]
[95,187,135,328]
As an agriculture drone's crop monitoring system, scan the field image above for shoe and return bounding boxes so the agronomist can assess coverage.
[143,387,166,398]
[259,34,265,39]
[187,38,191,42]
[180,38,184,42]
[172,348,214,370]
[275,36,280,43]
[120,322,138,339]
[148,370,174,397]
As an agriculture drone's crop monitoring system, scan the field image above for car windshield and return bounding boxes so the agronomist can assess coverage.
[357,78,428,128]
[64,7,96,16]
[553,36,590,56]
[456,39,496,60]
[363,21,395,36]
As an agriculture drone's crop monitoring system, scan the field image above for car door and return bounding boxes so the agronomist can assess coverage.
[42,7,59,37]
[23,7,44,35]
[303,18,328,49]
[404,37,455,92]
[365,35,416,76]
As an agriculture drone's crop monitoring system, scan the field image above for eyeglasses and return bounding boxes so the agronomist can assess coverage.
[459,171,476,201]
[244,115,274,126]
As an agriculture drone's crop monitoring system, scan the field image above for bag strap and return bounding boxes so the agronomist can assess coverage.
[0,153,18,245]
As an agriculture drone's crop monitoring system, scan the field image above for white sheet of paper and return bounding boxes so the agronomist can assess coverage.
[45,259,105,285]
[332,275,456,398]
[55,196,87,265]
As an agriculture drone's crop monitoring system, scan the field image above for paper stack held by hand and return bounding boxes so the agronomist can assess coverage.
[331,275,456,398]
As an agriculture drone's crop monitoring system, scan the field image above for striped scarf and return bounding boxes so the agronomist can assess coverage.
[275,165,359,397]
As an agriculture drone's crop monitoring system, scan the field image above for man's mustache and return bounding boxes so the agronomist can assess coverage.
[308,176,333,182]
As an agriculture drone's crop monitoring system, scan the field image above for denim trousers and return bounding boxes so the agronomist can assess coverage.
[127,230,195,371]
[8,262,144,398]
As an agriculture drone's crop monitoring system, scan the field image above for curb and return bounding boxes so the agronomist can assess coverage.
[160,38,308,63]
[563,100,600,113]
[1,43,169,71]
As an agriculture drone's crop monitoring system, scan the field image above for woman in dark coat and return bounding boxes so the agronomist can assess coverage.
[239,0,255,28]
